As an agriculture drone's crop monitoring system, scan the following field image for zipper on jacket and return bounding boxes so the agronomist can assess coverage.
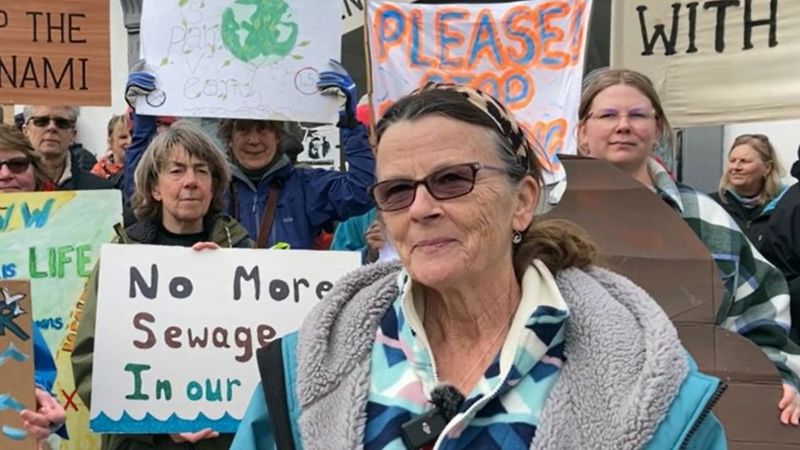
[678,381,727,450]
[401,297,441,383]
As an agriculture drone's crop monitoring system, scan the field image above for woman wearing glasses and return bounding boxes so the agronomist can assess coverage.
[710,134,786,245]
[0,124,67,444]
[231,84,725,449]
[578,68,800,425]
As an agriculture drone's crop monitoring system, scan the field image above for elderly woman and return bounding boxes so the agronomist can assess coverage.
[231,84,725,449]
[577,68,800,425]
[0,124,66,443]
[72,121,251,450]
[711,134,786,245]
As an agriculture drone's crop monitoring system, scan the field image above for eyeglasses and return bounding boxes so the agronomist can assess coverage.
[369,162,506,212]
[587,108,657,130]
[0,157,31,174]
[27,116,75,130]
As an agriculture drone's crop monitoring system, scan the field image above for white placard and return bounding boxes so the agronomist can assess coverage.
[137,0,340,123]
[90,245,360,433]
[297,124,342,170]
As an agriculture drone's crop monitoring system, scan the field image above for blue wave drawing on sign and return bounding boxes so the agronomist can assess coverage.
[91,411,240,433]
[2,425,27,440]
[0,342,29,367]
[0,394,26,412]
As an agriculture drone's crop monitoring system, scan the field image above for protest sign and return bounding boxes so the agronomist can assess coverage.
[366,0,592,184]
[298,124,341,170]
[0,280,35,450]
[0,190,122,450]
[90,245,360,433]
[136,0,341,123]
[611,0,800,127]
[0,0,110,106]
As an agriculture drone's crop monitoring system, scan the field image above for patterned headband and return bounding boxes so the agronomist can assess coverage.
[412,82,535,174]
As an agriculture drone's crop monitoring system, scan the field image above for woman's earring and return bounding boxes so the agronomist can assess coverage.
[512,230,523,244]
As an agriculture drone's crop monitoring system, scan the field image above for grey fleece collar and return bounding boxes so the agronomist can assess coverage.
[294,263,687,449]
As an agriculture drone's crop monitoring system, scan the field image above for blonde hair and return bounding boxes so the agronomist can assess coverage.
[132,121,230,223]
[718,134,785,205]
[579,68,674,155]
[107,114,129,139]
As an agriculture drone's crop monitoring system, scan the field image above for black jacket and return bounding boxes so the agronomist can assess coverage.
[58,151,113,191]
[709,190,776,247]
[760,152,800,341]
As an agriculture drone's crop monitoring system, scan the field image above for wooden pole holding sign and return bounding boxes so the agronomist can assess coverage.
[362,3,378,150]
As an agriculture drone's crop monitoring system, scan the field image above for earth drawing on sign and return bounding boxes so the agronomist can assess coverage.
[221,0,300,66]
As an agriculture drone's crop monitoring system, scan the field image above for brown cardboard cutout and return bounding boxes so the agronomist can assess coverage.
[0,280,35,450]
[543,156,799,449]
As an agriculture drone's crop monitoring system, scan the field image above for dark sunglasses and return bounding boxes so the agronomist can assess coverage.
[0,157,31,174]
[369,162,506,212]
[27,115,75,130]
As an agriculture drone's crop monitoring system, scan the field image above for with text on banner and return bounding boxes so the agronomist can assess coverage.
[89,244,361,434]
[0,190,122,450]
[366,0,593,185]
[611,0,800,127]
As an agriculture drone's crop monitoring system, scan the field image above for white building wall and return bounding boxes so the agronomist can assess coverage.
[723,120,800,187]
[75,0,129,155]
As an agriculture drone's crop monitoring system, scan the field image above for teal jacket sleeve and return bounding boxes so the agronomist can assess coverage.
[33,325,56,392]
[645,356,727,450]
[230,383,276,450]
[330,208,377,252]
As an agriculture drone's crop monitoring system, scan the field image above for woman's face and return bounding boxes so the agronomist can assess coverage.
[151,145,213,233]
[376,115,537,289]
[230,120,279,170]
[0,148,36,192]
[578,84,660,175]
[109,122,131,161]
[727,144,770,195]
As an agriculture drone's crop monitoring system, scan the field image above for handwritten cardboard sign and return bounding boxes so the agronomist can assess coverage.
[0,280,35,450]
[90,244,361,433]
[136,0,341,123]
[611,0,800,127]
[366,0,592,184]
[0,190,122,450]
[0,0,110,106]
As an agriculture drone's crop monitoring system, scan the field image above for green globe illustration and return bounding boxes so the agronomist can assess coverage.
[221,0,299,66]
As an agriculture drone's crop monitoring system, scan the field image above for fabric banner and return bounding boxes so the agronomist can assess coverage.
[366,0,592,184]
[136,0,341,123]
[610,0,800,127]
[0,190,122,450]
[90,245,360,434]
[0,280,35,450]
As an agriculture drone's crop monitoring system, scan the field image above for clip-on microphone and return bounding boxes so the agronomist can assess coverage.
[401,384,465,449]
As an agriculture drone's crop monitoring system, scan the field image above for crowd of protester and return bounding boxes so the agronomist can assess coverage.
[4,57,800,449]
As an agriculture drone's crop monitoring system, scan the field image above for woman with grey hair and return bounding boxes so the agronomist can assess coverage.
[231,84,726,449]
[71,121,251,450]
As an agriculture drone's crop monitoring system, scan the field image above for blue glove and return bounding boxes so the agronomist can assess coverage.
[317,59,357,117]
[125,60,157,109]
